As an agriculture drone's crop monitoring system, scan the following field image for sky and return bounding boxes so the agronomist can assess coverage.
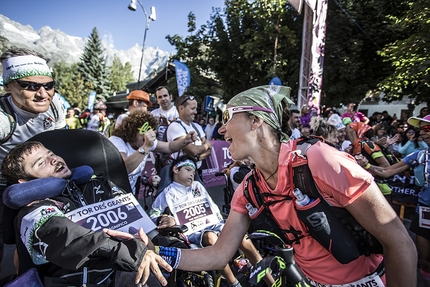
[0,0,225,53]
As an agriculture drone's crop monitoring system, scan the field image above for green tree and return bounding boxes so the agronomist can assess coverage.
[167,0,302,103]
[321,0,405,107]
[108,56,134,93]
[52,62,92,109]
[377,0,430,106]
[77,27,111,101]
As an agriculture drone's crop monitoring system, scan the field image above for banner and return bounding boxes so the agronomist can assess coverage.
[142,140,232,188]
[87,91,97,111]
[174,60,190,96]
[307,0,328,116]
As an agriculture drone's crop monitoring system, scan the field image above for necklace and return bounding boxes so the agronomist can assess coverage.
[264,166,279,181]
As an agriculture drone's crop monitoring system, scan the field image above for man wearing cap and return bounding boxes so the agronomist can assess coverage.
[115,90,152,128]
[86,100,111,135]
[356,114,430,285]
[0,46,67,267]
[327,113,349,151]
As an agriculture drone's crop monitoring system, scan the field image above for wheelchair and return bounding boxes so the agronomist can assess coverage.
[154,163,256,287]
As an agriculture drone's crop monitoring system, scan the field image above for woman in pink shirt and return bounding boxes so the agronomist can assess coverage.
[166,86,416,287]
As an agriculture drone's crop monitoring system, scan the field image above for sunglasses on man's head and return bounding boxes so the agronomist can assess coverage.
[222,106,274,126]
[180,95,195,106]
[15,80,55,91]
[419,125,430,132]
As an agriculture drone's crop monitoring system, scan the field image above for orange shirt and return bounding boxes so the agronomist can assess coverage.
[232,141,384,285]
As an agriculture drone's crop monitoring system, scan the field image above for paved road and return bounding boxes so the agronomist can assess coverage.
[0,185,424,286]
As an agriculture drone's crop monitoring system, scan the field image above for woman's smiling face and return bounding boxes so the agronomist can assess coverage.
[219,110,254,161]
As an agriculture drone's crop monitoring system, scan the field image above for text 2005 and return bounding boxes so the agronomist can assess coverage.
[87,208,127,231]
[182,204,207,219]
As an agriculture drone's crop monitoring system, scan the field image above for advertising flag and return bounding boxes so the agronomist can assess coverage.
[174,60,190,97]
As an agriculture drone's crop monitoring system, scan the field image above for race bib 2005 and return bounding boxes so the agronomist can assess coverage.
[172,197,221,235]
[65,194,156,234]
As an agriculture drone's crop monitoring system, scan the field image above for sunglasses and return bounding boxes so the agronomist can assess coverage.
[138,122,153,134]
[15,80,56,91]
[222,106,274,126]
[419,125,430,132]
[180,95,195,106]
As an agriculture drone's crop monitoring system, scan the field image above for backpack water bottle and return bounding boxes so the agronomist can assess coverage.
[293,188,314,206]
[293,188,361,264]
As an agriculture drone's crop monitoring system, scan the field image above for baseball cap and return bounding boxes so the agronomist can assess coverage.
[126,90,152,107]
[407,115,430,128]
[327,114,345,130]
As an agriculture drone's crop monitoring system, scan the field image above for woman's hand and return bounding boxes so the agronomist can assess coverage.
[142,130,157,150]
[136,249,172,286]
[354,154,369,168]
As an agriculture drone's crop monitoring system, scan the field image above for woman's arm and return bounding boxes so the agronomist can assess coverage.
[346,182,417,287]
[397,141,412,155]
[177,210,250,271]
[355,154,410,178]
[154,131,196,153]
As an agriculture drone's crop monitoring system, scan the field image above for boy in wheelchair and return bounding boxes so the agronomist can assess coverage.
[1,141,171,287]
[149,155,263,287]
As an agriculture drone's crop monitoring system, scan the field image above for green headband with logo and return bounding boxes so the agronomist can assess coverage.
[228,85,293,142]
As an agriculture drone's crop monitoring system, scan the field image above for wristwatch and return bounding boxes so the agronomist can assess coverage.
[138,147,148,156]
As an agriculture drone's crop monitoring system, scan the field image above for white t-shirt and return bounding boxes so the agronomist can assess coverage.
[290,128,302,140]
[204,123,216,140]
[115,112,130,128]
[109,136,157,194]
[166,120,205,168]
[150,106,179,121]
[149,181,223,235]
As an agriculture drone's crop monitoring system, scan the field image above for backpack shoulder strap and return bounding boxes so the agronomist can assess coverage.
[291,136,324,199]
[0,95,17,145]
[190,122,203,138]
[50,100,59,121]
[175,120,203,139]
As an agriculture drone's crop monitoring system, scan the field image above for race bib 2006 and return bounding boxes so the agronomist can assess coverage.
[65,194,156,234]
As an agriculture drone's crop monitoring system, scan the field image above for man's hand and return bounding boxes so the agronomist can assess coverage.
[157,215,176,229]
[103,227,154,250]
[136,249,172,286]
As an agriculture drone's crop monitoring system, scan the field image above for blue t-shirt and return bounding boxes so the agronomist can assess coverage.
[403,149,429,205]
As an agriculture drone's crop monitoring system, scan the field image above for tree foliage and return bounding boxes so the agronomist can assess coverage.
[166,0,428,107]
[77,27,111,101]
[167,0,302,103]
[108,56,135,93]
[377,0,430,106]
[52,62,92,109]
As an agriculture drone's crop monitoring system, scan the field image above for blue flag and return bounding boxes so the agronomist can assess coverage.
[174,60,190,96]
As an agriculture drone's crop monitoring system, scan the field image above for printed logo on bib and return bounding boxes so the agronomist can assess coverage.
[65,194,156,234]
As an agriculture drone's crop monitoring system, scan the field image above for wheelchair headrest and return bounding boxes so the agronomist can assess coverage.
[27,129,132,193]
[157,164,203,194]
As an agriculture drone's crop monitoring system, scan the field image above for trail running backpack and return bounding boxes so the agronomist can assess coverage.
[244,136,383,264]
[0,94,59,144]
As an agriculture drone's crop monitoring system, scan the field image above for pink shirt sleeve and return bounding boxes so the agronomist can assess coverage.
[307,142,373,206]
